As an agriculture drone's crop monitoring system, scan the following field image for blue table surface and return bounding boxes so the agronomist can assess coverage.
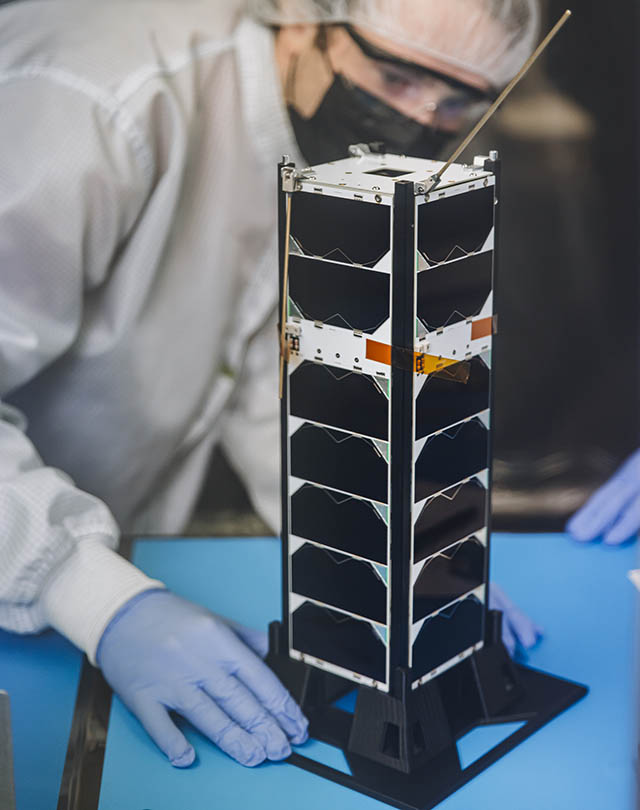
[2,533,637,810]
[0,626,82,810]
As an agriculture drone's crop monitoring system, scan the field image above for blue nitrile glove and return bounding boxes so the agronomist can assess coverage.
[96,589,308,768]
[566,448,640,546]
[489,583,543,658]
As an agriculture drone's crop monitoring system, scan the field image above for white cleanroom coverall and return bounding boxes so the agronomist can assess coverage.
[0,0,302,662]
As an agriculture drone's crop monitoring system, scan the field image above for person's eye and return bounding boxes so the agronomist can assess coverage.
[441,97,469,113]
[438,96,472,121]
[378,67,413,93]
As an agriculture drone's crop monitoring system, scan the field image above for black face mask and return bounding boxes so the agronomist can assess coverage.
[288,74,456,167]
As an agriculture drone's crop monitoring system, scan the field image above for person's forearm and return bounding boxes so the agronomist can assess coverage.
[0,405,161,659]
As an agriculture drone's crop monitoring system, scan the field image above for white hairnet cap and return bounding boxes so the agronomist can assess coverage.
[249,0,540,88]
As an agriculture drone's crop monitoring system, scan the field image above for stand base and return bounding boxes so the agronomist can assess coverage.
[267,619,587,810]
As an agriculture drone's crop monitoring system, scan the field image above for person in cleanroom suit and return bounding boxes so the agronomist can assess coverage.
[0,0,542,768]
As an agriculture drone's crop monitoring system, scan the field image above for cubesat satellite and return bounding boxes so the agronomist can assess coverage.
[266,145,587,809]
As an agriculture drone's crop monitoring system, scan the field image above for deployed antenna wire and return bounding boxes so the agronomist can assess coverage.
[426,9,572,190]
[279,192,293,399]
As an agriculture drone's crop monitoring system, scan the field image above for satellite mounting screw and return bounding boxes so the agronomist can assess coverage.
[415,184,426,195]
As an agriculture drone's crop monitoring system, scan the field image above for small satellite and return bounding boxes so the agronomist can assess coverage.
[267,146,586,809]
[267,13,581,808]
[267,145,586,810]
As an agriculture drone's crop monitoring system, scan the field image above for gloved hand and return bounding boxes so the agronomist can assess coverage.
[566,448,640,546]
[96,589,308,768]
[489,583,543,658]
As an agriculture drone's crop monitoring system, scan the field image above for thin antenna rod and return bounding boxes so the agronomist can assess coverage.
[279,192,293,399]
[428,9,572,188]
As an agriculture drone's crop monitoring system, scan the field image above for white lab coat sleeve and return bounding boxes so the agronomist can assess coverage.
[0,73,163,663]
[218,312,282,534]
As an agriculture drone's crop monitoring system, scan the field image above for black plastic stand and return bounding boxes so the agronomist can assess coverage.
[267,610,587,810]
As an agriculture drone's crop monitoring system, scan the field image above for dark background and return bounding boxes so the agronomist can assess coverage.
[468,0,639,528]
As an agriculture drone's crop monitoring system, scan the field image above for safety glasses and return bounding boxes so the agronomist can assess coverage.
[337,25,496,131]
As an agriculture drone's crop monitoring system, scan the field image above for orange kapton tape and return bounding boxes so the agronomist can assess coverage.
[471,317,492,341]
[366,339,459,375]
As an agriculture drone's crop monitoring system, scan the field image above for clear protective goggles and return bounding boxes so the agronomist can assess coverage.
[334,25,496,132]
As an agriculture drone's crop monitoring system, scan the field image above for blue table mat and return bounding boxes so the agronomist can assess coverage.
[94,534,638,810]
[0,627,82,810]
